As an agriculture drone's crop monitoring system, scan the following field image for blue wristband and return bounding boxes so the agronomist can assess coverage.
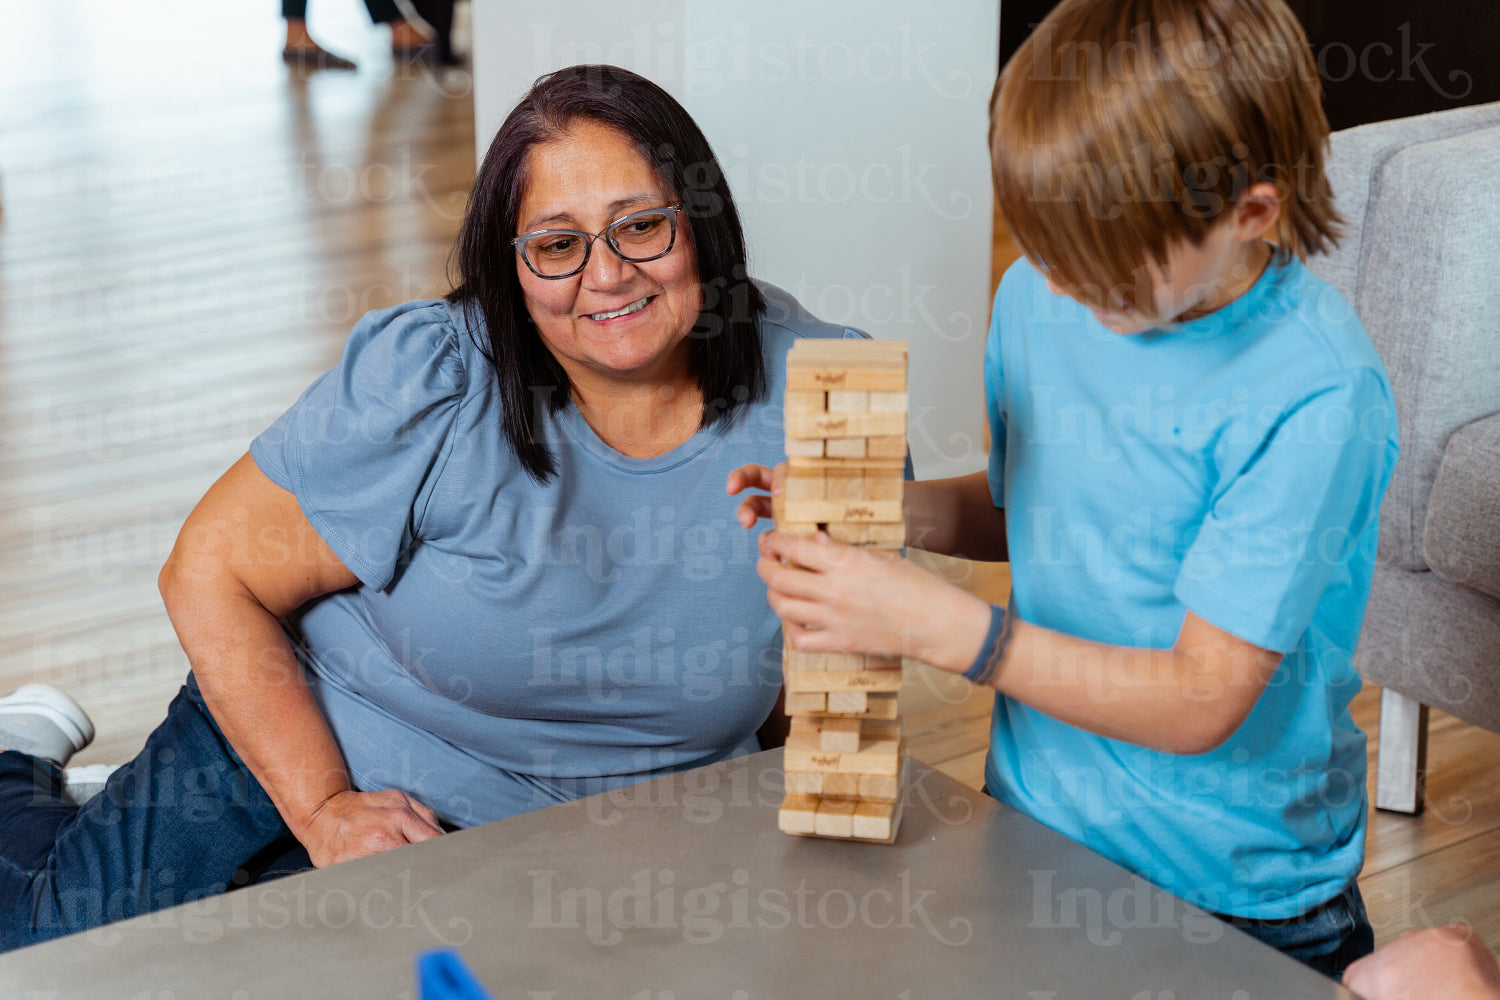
[964,604,1008,685]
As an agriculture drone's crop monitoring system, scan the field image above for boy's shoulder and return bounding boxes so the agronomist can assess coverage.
[1239,257,1390,397]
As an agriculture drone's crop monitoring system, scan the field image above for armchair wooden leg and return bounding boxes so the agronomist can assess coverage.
[1375,688,1429,814]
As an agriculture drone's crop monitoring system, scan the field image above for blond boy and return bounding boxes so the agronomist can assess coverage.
[735,0,1398,978]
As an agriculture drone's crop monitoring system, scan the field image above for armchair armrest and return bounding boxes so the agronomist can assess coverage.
[1424,412,1500,600]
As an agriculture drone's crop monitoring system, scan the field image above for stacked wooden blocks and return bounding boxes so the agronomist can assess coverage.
[775,339,909,844]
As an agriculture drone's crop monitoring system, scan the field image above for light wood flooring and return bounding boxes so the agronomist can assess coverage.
[2,0,1497,958]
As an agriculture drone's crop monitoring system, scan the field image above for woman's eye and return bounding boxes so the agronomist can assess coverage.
[535,236,576,256]
[622,218,660,235]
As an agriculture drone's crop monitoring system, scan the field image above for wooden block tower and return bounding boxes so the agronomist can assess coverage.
[775,338,909,843]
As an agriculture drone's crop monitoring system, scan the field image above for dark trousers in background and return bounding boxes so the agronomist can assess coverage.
[282,0,402,22]
[0,673,310,953]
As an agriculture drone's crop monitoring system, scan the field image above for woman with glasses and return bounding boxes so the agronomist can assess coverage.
[0,65,858,949]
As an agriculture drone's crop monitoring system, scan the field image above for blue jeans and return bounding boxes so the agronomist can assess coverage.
[0,674,312,953]
[1211,882,1375,981]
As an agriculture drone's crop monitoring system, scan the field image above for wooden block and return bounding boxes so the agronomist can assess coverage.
[820,718,862,753]
[821,772,860,798]
[784,721,819,749]
[779,499,902,524]
[788,456,905,472]
[784,472,825,502]
[866,654,902,671]
[865,471,903,501]
[813,797,857,838]
[778,520,820,537]
[824,468,863,501]
[860,693,900,719]
[783,736,906,776]
[824,437,867,459]
[785,411,907,440]
[861,720,903,743]
[866,434,905,458]
[784,691,826,714]
[784,771,823,795]
[826,691,867,714]
[823,652,866,671]
[785,436,824,457]
[786,391,826,415]
[853,800,897,841]
[868,391,909,412]
[825,522,905,547]
[778,793,820,835]
[788,338,908,358]
[785,647,827,672]
[858,773,901,802]
[827,390,869,414]
[785,669,904,694]
[787,366,906,393]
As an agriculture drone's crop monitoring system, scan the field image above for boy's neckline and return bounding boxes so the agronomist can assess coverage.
[1150,245,1289,339]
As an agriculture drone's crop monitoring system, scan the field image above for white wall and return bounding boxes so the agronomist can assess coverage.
[473,2,999,478]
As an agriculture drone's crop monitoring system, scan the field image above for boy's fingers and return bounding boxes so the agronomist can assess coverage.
[760,530,864,572]
[771,597,836,637]
[757,555,829,600]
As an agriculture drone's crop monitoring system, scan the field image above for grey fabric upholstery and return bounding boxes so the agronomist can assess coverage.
[1312,102,1500,804]
[1358,565,1500,733]
[1425,414,1500,601]
[1311,104,1500,571]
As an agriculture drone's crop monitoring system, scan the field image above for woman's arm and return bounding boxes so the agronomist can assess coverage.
[729,465,1008,562]
[757,532,1281,755]
[159,453,445,866]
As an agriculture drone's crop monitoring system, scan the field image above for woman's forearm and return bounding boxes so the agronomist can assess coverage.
[905,470,1008,561]
[160,575,350,838]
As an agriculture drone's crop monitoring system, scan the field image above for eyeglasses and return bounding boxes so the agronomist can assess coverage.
[512,205,684,279]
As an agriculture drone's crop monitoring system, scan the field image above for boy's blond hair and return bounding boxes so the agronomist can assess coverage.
[991,0,1342,311]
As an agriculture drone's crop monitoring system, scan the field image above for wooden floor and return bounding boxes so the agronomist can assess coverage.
[2,0,1497,958]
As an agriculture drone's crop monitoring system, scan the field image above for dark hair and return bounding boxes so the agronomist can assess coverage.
[446,64,766,483]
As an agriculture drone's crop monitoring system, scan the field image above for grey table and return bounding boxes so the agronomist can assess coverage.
[1,751,1355,999]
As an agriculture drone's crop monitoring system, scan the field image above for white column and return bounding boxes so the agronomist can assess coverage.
[474,2,1000,479]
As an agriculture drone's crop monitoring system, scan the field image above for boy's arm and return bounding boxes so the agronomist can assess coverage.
[904,471,1008,561]
[757,535,1275,755]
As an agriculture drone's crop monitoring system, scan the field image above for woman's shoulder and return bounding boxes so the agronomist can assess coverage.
[754,281,871,352]
[338,298,474,400]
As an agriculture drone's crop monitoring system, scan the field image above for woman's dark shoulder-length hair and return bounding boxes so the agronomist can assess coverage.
[446,63,766,483]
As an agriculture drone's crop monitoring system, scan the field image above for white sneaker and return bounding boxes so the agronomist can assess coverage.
[0,684,96,767]
[62,764,120,806]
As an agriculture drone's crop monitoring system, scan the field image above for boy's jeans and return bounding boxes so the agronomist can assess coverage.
[1213,881,1376,980]
[0,673,307,953]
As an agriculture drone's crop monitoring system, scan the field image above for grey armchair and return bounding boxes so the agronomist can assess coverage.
[1307,101,1500,813]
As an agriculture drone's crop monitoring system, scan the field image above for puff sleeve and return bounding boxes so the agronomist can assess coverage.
[250,301,468,591]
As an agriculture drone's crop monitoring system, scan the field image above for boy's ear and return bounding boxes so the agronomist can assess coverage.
[1233,182,1282,242]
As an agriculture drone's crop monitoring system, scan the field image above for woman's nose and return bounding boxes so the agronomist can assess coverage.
[581,237,631,290]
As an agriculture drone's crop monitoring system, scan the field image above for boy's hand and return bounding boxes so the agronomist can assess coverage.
[727,462,787,528]
[758,530,992,675]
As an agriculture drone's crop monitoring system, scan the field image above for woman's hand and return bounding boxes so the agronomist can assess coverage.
[727,462,787,528]
[1344,926,1500,1000]
[757,529,992,674]
[299,789,446,868]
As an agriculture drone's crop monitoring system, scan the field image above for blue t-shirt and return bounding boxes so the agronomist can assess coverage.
[251,283,856,828]
[984,255,1398,919]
